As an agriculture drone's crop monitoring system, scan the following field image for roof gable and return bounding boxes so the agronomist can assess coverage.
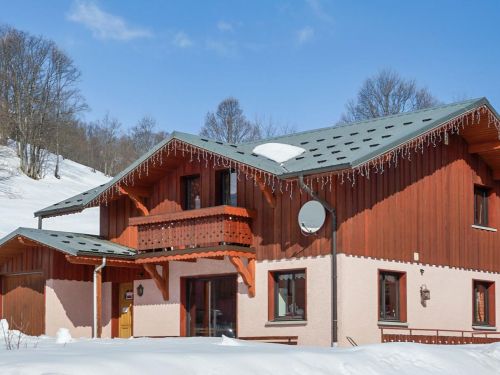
[34,97,499,218]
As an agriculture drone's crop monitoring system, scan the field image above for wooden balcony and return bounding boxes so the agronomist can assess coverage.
[129,205,255,251]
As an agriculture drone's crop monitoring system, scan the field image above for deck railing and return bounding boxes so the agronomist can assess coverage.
[129,205,255,251]
[380,326,500,345]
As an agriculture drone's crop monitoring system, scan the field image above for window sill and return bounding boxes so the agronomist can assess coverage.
[472,325,497,331]
[378,321,409,328]
[265,320,307,327]
[471,225,497,232]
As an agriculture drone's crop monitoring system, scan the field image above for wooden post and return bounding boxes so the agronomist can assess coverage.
[96,269,102,338]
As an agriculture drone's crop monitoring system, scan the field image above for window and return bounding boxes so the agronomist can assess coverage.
[474,186,489,227]
[182,175,201,210]
[216,169,237,206]
[269,270,306,321]
[379,271,406,322]
[473,280,495,327]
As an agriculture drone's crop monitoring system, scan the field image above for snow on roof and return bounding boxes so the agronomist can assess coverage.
[252,143,306,164]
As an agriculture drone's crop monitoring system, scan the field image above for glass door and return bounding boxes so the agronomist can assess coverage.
[186,275,237,337]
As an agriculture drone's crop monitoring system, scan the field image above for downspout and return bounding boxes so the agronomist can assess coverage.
[298,175,337,346]
[93,257,107,338]
[38,216,43,229]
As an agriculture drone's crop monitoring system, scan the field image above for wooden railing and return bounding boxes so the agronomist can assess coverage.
[129,205,255,251]
[380,326,500,345]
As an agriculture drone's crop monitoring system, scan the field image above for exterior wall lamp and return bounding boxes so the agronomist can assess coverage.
[137,284,144,297]
[420,284,430,307]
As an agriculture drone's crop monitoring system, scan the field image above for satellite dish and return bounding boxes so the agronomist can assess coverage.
[298,200,326,234]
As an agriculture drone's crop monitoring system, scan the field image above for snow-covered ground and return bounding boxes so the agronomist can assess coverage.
[0,144,110,237]
[0,333,499,375]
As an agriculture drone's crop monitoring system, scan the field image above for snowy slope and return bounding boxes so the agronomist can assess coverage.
[0,335,500,375]
[0,144,110,237]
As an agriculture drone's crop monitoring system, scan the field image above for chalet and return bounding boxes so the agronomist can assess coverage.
[1,98,500,346]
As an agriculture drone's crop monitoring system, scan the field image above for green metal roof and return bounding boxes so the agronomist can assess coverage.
[0,227,136,257]
[34,97,498,218]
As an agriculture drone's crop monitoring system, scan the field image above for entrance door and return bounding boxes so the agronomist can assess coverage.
[118,282,133,338]
[2,273,45,336]
[186,275,237,337]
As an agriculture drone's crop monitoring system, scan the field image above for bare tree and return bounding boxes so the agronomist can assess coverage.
[340,69,439,123]
[200,97,260,143]
[130,116,167,157]
[254,115,297,139]
[0,25,85,179]
[50,48,87,178]
[86,114,122,176]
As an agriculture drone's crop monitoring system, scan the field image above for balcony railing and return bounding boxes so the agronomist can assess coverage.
[129,205,255,251]
[380,326,500,345]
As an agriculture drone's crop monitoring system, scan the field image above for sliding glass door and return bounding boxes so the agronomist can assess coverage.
[186,275,237,337]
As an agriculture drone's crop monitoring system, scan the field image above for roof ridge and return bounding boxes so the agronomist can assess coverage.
[242,97,484,145]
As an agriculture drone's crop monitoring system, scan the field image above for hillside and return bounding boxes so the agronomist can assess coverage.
[0,144,110,237]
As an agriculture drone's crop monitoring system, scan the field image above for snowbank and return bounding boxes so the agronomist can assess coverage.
[0,335,499,375]
[0,144,110,237]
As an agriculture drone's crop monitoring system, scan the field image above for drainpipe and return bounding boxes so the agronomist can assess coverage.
[38,217,43,229]
[93,257,107,338]
[298,175,337,346]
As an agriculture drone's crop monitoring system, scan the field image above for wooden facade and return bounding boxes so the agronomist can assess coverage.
[337,133,500,272]
[97,130,500,273]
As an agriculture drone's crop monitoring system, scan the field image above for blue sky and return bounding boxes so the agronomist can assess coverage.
[1,1,499,134]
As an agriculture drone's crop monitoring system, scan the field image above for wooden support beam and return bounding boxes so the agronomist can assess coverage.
[118,185,149,216]
[255,175,276,209]
[143,263,169,301]
[468,141,500,154]
[122,186,151,198]
[229,256,255,297]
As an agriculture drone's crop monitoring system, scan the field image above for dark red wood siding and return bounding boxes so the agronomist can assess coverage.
[99,133,500,271]
[336,134,500,272]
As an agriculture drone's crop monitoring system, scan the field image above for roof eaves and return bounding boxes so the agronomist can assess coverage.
[34,205,84,218]
[350,97,488,168]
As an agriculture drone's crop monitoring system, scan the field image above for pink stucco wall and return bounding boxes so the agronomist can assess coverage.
[337,254,500,346]
[45,279,112,338]
[132,256,332,345]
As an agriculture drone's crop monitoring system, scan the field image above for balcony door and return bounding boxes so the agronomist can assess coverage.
[186,275,237,337]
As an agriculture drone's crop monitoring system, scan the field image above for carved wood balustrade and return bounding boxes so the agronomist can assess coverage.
[129,205,255,251]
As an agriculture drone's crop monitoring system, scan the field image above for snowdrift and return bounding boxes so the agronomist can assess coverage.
[0,335,499,375]
[0,144,110,237]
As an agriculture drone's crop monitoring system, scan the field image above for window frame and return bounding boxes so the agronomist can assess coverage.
[268,269,307,322]
[474,185,490,227]
[181,174,201,210]
[378,270,407,323]
[215,168,237,206]
[472,279,496,327]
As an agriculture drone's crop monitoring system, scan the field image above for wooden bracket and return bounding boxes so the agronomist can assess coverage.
[255,175,276,209]
[143,263,169,301]
[229,256,255,297]
[118,185,149,216]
